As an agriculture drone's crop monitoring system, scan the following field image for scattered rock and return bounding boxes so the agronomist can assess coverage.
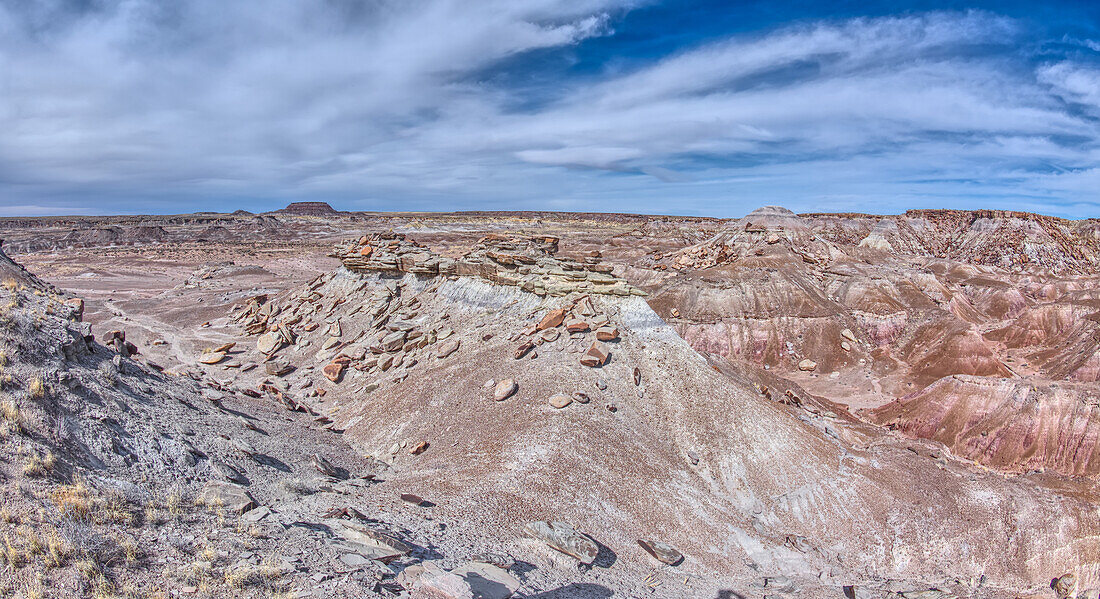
[211,460,246,484]
[564,318,589,333]
[1054,574,1076,599]
[323,360,347,382]
[514,342,535,360]
[198,481,256,514]
[524,521,599,565]
[572,391,589,404]
[595,326,619,341]
[452,562,521,599]
[580,341,609,367]
[798,359,817,371]
[265,360,293,376]
[199,351,227,365]
[841,341,852,352]
[257,331,283,354]
[400,493,426,506]
[549,393,572,409]
[410,441,429,455]
[841,328,858,343]
[381,330,407,352]
[311,453,342,478]
[493,379,517,401]
[331,521,413,563]
[540,329,560,342]
[637,539,683,566]
[596,379,607,390]
[633,367,641,386]
[437,339,460,358]
[537,309,566,331]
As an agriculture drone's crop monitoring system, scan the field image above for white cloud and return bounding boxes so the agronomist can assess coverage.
[0,4,1098,217]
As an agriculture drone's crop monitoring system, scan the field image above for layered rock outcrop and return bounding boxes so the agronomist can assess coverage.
[332,231,645,298]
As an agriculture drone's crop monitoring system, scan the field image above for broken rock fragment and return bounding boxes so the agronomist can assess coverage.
[564,318,589,333]
[436,339,460,359]
[594,326,619,341]
[580,342,609,367]
[525,521,598,565]
[312,453,342,478]
[514,342,534,360]
[537,309,566,330]
[637,539,684,566]
[198,352,226,365]
[323,360,347,382]
[331,520,412,564]
[410,441,429,455]
[257,331,282,354]
[198,481,256,514]
[265,359,292,376]
[798,359,817,372]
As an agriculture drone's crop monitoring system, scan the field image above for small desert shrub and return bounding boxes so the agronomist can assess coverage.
[44,530,69,568]
[0,509,15,524]
[1,535,21,567]
[224,565,254,589]
[17,525,42,557]
[0,350,8,367]
[28,375,46,399]
[51,481,93,521]
[1,278,16,292]
[118,535,138,564]
[165,487,183,516]
[23,451,56,477]
[2,399,23,434]
[98,362,118,387]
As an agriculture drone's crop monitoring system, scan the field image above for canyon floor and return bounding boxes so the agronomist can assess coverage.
[0,204,1097,599]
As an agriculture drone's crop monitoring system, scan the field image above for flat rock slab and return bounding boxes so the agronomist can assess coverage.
[331,521,413,564]
[401,561,520,599]
[198,481,256,514]
[525,521,598,564]
[452,562,521,599]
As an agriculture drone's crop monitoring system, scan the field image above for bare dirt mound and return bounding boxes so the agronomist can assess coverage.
[872,375,1100,476]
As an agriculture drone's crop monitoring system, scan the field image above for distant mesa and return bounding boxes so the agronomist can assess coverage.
[231,209,253,216]
[735,205,808,231]
[274,202,340,216]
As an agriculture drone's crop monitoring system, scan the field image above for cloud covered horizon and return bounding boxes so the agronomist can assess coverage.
[2,1,1100,218]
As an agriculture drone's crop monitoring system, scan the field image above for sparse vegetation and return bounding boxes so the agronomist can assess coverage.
[99,361,118,386]
[2,399,23,434]
[165,487,183,516]
[23,451,56,477]
[28,374,46,399]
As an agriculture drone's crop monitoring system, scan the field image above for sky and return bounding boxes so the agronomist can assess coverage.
[2,1,1100,218]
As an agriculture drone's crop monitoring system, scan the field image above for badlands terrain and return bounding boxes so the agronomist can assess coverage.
[0,202,1098,598]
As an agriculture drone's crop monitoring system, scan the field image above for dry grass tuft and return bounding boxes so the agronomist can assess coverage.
[23,451,56,477]
[2,399,23,433]
[28,374,46,399]
[165,488,183,516]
